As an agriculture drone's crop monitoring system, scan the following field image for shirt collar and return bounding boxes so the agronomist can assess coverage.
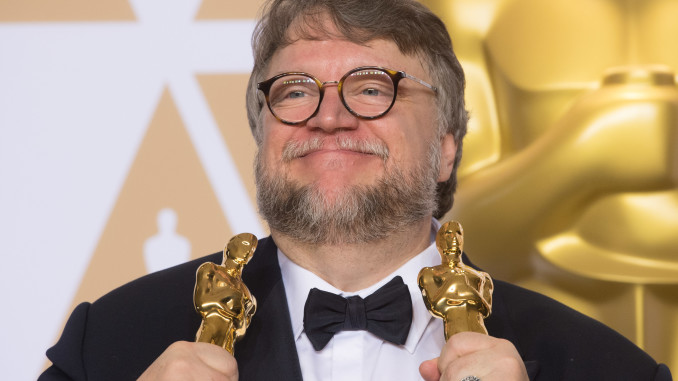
[278,218,442,354]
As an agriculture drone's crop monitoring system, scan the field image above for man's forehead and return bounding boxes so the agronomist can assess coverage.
[266,38,428,82]
[283,10,363,45]
[277,12,418,65]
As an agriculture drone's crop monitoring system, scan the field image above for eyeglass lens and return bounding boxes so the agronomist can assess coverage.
[267,69,395,123]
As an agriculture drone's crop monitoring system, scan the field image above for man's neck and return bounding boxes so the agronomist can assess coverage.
[271,217,433,292]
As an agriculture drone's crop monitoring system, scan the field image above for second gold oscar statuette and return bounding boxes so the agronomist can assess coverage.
[418,221,494,340]
[193,233,258,354]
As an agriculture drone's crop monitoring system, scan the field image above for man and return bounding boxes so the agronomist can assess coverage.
[39,0,672,380]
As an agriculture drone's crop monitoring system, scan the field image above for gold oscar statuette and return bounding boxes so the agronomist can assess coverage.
[418,221,494,340]
[194,233,258,354]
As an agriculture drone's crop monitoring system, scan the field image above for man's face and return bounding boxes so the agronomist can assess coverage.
[255,24,457,244]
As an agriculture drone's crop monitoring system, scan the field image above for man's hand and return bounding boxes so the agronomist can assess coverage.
[138,341,238,381]
[419,332,528,381]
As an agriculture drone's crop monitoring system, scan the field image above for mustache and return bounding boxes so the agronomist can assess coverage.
[281,136,390,162]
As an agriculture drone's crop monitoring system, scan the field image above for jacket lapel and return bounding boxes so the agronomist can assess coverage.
[235,237,304,381]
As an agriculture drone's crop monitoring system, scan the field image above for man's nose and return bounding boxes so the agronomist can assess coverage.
[305,85,359,133]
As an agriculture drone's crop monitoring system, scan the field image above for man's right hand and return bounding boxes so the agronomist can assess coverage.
[138,341,238,381]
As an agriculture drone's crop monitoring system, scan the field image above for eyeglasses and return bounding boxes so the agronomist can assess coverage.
[257,66,437,125]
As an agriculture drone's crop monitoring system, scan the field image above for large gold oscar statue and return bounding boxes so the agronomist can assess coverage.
[422,0,678,370]
[194,233,258,354]
[419,221,494,339]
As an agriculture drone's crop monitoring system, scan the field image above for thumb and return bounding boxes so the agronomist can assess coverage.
[419,358,441,381]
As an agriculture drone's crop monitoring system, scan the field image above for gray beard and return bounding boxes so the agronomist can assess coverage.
[255,138,441,245]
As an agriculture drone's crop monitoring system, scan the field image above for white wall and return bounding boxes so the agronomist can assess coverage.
[0,1,264,378]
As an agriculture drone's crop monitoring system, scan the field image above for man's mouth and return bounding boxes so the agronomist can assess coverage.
[282,136,389,162]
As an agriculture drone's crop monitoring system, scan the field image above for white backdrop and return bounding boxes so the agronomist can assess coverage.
[0,1,265,378]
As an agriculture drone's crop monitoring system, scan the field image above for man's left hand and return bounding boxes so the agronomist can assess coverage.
[419,332,528,381]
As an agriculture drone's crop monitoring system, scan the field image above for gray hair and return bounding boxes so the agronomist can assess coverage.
[246,0,468,217]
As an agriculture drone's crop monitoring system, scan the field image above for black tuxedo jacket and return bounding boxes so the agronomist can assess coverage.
[40,237,671,380]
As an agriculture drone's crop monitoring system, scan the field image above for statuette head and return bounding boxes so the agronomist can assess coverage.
[436,221,464,265]
[225,233,258,266]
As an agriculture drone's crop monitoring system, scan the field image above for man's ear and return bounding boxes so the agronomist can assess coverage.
[437,134,457,182]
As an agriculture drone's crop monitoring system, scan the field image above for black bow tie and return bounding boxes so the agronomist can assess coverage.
[303,276,413,351]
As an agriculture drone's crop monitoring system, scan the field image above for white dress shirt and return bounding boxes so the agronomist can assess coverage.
[278,219,446,381]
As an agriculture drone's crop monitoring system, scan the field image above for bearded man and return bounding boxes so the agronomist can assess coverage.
[39,0,671,380]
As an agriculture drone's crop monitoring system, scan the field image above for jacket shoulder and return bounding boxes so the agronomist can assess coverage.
[489,279,668,379]
[41,252,223,380]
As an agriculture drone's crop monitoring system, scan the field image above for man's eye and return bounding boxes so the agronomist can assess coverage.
[362,88,380,96]
[288,90,306,99]
[271,88,311,106]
